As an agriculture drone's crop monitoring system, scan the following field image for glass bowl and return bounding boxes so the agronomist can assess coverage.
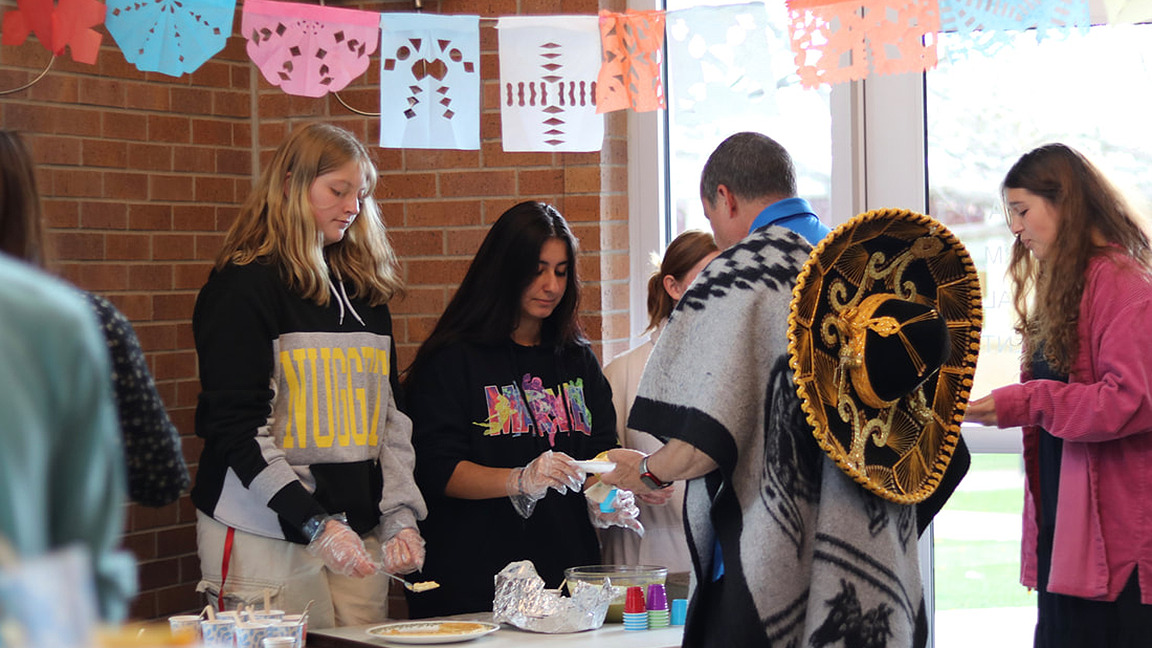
[564,565,667,623]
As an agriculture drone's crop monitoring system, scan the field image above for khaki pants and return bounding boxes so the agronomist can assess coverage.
[195,511,388,629]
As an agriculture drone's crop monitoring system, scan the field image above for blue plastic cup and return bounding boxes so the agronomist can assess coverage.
[670,598,688,626]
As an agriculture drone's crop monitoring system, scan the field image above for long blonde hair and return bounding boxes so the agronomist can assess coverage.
[217,123,404,305]
[1002,143,1151,372]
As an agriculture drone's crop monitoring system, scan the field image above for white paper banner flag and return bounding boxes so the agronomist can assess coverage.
[379,13,481,150]
[497,15,604,152]
[666,3,775,128]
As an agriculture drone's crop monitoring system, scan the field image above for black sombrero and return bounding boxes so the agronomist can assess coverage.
[787,208,982,504]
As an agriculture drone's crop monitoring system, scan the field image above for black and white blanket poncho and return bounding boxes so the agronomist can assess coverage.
[628,225,927,648]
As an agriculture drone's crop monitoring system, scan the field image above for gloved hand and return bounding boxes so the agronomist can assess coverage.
[382,527,425,575]
[306,517,378,578]
[587,488,645,536]
[506,450,585,518]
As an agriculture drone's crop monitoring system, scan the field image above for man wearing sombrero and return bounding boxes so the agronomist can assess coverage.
[603,132,978,647]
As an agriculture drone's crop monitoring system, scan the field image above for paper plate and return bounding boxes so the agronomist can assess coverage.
[575,460,616,473]
[366,621,499,644]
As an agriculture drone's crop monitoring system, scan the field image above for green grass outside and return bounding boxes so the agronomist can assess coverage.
[933,453,1032,610]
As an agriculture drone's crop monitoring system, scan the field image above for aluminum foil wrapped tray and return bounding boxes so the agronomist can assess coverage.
[492,561,614,633]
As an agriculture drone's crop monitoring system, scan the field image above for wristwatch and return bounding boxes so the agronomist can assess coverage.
[639,455,672,490]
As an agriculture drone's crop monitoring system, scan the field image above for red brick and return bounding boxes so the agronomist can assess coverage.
[42,199,80,228]
[194,176,236,203]
[50,168,102,197]
[103,112,150,141]
[188,60,233,88]
[564,165,602,194]
[170,87,213,115]
[445,228,488,256]
[153,234,197,260]
[148,115,192,143]
[30,135,83,166]
[124,82,171,111]
[105,172,151,200]
[216,148,251,176]
[78,77,126,108]
[173,147,215,174]
[150,174,195,201]
[213,89,250,118]
[176,263,213,290]
[196,233,227,260]
[391,229,444,257]
[81,202,129,229]
[154,293,197,320]
[54,232,105,260]
[441,170,516,197]
[389,287,448,318]
[138,557,180,591]
[156,583,203,618]
[518,168,564,195]
[401,200,482,227]
[130,203,174,230]
[157,525,197,557]
[28,75,80,104]
[406,258,472,286]
[405,149,482,171]
[82,139,128,168]
[174,205,217,231]
[378,172,438,199]
[154,350,197,380]
[134,322,178,350]
[192,119,233,147]
[107,233,153,261]
[128,143,174,171]
[129,264,175,291]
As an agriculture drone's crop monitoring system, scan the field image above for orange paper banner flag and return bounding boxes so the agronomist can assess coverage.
[787,0,939,89]
[596,9,666,114]
[2,0,106,64]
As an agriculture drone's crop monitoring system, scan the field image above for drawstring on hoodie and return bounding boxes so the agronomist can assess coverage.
[329,275,365,326]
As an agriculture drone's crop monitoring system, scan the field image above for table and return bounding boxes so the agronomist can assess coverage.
[308,614,683,648]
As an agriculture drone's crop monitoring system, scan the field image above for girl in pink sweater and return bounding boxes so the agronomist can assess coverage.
[965,144,1152,647]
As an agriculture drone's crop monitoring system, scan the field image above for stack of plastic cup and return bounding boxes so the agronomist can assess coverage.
[671,598,688,626]
[646,583,669,628]
[622,586,648,631]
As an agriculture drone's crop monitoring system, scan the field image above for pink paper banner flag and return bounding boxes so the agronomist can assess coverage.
[106,0,235,77]
[379,13,480,150]
[596,9,666,114]
[787,0,940,88]
[1,0,106,64]
[497,15,604,152]
[242,0,380,98]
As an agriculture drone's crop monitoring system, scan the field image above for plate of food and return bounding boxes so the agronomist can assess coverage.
[366,621,500,644]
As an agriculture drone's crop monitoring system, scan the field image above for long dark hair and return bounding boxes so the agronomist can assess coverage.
[404,201,585,383]
[1002,143,1151,372]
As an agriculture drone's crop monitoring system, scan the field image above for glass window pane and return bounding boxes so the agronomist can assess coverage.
[665,0,832,238]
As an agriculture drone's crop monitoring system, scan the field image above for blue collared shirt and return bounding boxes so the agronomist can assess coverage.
[748,197,830,245]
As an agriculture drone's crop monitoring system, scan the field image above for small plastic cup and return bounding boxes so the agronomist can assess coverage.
[670,598,688,625]
[250,609,284,623]
[201,618,236,648]
[262,638,295,648]
[282,614,307,645]
[646,583,668,611]
[168,615,202,641]
[235,622,271,648]
[265,620,304,647]
[624,585,646,614]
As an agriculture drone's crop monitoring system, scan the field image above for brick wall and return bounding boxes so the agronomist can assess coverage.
[0,0,630,621]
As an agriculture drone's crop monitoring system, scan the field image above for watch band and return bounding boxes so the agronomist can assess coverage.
[639,455,672,490]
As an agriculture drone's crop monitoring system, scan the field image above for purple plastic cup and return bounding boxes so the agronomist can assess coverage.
[646,583,668,611]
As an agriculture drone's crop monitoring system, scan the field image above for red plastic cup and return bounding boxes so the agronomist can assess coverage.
[624,585,646,613]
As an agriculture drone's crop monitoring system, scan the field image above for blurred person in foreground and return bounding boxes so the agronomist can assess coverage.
[965,143,1152,647]
[601,132,975,647]
[600,229,719,573]
[0,132,135,623]
[191,123,425,628]
[0,129,189,509]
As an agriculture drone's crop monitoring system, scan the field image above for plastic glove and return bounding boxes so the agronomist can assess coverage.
[506,450,584,518]
[588,488,645,536]
[306,517,378,578]
[382,527,425,575]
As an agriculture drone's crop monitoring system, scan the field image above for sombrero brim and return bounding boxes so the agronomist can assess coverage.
[786,208,983,504]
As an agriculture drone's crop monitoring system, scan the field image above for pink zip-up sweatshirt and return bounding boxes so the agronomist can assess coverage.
[992,251,1152,603]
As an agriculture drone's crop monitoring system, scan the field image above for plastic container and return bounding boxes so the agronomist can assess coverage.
[564,565,667,624]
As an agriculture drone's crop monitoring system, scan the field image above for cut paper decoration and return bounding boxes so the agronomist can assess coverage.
[1102,0,1152,23]
[596,9,666,114]
[938,0,1090,61]
[497,15,604,153]
[1,0,106,64]
[786,0,941,88]
[105,0,235,77]
[379,13,480,150]
[665,3,775,128]
[243,0,380,98]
